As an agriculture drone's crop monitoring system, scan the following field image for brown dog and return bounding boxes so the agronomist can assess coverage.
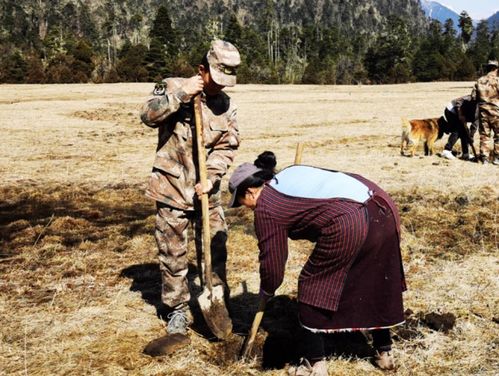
[400,117,447,157]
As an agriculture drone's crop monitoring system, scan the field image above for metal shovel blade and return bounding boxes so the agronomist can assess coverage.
[198,284,232,340]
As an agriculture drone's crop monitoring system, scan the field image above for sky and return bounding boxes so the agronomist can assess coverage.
[439,0,499,20]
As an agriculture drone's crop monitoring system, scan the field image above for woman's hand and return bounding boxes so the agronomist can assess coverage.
[259,288,274,303]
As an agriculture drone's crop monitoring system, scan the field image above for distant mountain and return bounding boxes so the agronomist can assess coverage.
[420,0,460,27]
[488,11,499,30]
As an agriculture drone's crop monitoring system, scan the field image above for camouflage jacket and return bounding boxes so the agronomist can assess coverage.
[140,77,240,210]
[472,70,499,110]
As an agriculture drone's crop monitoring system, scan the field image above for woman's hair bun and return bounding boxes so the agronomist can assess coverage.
[254,151,277,171]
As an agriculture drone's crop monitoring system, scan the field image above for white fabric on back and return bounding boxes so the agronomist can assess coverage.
[270,165,370,203]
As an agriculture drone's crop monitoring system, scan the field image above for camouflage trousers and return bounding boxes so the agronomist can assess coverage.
[478,106,499,159]
[155,202,228,308]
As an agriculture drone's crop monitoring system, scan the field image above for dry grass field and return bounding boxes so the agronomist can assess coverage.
[0,82,497,376]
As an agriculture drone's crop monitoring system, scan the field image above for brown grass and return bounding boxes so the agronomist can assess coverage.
[0,83,497,375]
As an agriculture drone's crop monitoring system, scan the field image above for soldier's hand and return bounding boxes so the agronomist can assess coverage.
[183,75,204,97]
[195,180,213,198]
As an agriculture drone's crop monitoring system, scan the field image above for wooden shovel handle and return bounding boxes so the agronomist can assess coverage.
[193,94,212,293]
[294,142,304,164]
[241,297,267,359]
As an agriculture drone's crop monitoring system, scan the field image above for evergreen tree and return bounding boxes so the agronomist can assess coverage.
[441,18,464,79]
[0,51,28,83]
[454,54,476,80]
[365,16,413,83]
[490,30,499,60]
[46,53,74,83]
[279,25,306,84]
[170,54,197,78]
[1,1,33,47]
[116,41,148,82]
[469,21,491,69]
[25,54,46,83]
[42,26,68,61]
[78,3,99,46]
[458,11,473,50]
[145,5,180,80]
[236,25,269,83]
[443,19,457,38]
[302,55,327,84]
[61,2,78,36]
[69,39,95,82]
[145,38,167,81]
[413,20,446,81]
[150,5,178,59]
[225,13,242,46]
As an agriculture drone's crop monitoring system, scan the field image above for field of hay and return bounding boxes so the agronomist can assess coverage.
[0,82,497,376]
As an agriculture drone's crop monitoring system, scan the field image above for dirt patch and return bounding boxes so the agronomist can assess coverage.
[393,309,457,342]
[420,312,456,333]
[392,186,497,260]
[73,104,141,128]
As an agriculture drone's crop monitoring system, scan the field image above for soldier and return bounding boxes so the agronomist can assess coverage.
[440,95,477,161]
[140,40,241,337]
[472,59,499,165]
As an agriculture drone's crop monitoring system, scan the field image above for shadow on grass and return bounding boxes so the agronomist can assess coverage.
[120,262,233,341]
[259,296,373,369]
[120,263,375,370]
[0,183,155,258]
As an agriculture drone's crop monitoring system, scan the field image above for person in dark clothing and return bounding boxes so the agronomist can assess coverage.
[441,95,477,160]
[228,152,406,375]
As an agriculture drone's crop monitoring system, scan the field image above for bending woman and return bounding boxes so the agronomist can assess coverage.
[228,152,406,375]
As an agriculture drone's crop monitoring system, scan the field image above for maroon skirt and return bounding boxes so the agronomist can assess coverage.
[299,195,406,332]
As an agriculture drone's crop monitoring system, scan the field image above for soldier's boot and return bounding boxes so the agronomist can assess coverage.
[143,303,192,357]
[167,303,193,335]
[477,153,489,164]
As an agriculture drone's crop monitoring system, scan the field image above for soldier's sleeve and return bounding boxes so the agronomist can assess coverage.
[206,105,240,186]
[494,76,499,106]
[470,83,477,101]
[140,80,191,128]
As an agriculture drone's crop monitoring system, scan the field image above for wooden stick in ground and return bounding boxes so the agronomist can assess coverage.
[294,142,304,164]
[240,297,267,360]
[194,94,232,340]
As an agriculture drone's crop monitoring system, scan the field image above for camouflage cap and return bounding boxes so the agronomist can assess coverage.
[486,60,498,67]
[207,39,241,87]
[228,163,261,208]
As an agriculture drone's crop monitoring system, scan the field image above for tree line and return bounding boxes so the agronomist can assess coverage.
[0,6,498,85]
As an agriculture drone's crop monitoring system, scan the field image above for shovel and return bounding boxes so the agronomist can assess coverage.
[193,94,232,340]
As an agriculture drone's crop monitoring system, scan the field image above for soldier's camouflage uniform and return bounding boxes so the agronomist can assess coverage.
[472,70,499,160]
[140,77,240,308]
